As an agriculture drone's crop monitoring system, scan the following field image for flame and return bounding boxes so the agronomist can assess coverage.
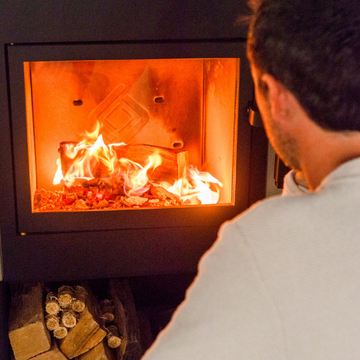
[53,133,127,186]
[53,158,63,185]
[53,122,222,205]
[83,120,102,141]
[121,152,162,196]
[163,165,222,205]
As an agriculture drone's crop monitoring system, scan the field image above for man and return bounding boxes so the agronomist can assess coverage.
[142,0,360,358]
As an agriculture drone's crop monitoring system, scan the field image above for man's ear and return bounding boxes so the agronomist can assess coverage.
[260,73,291,122]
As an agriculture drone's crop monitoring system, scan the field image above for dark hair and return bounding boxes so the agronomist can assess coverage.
[247,0,360,131]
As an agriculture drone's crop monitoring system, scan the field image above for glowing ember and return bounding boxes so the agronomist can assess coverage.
[34,123,222,212]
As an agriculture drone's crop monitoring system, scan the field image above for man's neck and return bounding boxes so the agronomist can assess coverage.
[299,128,360,190]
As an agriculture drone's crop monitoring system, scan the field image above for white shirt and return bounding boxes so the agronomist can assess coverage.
[142,158,360,360]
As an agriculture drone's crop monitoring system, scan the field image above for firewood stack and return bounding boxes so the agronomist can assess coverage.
[43,285,86,341]
[8,280,151,360]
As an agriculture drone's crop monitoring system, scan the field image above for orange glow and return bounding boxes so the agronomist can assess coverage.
[163,166,222,205]
[52,122,222,207]
[53,159,64,185]
[121,152,162,197]
[26,58,239,212]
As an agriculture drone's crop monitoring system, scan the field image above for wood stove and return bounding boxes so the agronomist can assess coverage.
[0,1,268,358]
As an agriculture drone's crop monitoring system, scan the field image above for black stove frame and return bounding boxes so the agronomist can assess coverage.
[0,1,268,359]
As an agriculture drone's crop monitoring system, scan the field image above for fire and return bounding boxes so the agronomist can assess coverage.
[53,123,127,186]
[49,122,222,210]
[120,152,162,197]
[53,158,64,185]
[162,166,222,205]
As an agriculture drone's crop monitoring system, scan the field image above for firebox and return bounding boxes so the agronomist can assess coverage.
[25,57,237,214]
[7,41,253,234]
[0,1,268,359]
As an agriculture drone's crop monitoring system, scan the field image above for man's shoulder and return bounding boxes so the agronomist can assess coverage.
[221,189,331,242]
[221,172,360,246]
[216,194,307,248]
[234,193,311,224]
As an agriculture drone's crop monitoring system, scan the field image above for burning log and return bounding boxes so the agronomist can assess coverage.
[177,150,189,180]
[109,144,186,183]
[58,142,188,184]
[34,137,223,211]
[8,283,51,360]
[109,279,142,360]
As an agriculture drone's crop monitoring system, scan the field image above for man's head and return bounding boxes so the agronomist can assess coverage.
[247,0,360,132]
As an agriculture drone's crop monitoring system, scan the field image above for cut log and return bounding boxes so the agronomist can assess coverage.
[59,142,188,184]
[109,285,127,359]
[106,325,122,349]
[59,283,107,359]
[61,309,78,328]
[57,285,74,308]
[79,339,117,360]
[59,306,106,358]
[31,338,68,360]
[8,282,51,360]
[111,145,186,184]
[45,314,60,331]
[137,311,153,355]
[101,299,115,324]
[71,285,87,313]
[109,279,142,360]
[53,326,68,340]
[45,292,60,315]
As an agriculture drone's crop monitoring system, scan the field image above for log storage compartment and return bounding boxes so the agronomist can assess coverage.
[8,277,193,360]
